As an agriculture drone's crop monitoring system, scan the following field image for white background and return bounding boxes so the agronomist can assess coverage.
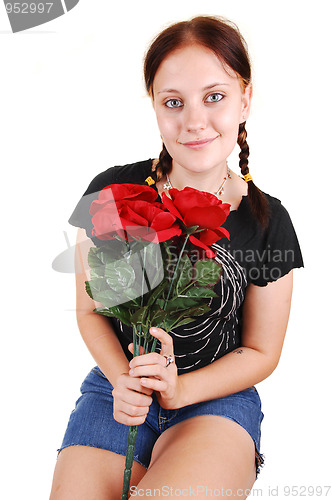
[1,1,331,498]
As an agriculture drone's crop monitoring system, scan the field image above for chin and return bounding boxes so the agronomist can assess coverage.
[181,155,222,172]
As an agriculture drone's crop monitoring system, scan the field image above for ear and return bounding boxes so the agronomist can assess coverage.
[240,83,253,123]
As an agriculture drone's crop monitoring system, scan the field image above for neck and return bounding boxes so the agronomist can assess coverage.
[168,160,229,194]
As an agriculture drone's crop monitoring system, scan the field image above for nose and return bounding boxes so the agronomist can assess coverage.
[183,104,207,133]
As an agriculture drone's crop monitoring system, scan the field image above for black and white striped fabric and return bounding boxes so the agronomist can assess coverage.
[68,159,304,374]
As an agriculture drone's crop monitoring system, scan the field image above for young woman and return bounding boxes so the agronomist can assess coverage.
[50,16,303,499]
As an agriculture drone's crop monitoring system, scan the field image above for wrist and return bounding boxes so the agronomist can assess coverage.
[173,373,189,409]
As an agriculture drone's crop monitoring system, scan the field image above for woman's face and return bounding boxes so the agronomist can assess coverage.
[152,44,252,176]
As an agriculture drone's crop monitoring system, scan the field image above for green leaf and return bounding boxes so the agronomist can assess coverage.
[86,277,109,293]
[98,246,122,265]
[85,280,93,299]
[143,243,164,288]
[194,260,222,286]
[146,280,168,307]
[90,268,103,279]
[131,307,148,326]
[87,247,104,270]
[87,278,108,291]
[162,304,209,331]
[165,295,201,311]
[124,287,141,301]
[169,317,197,329]
[168,303,211,319]
[91,289,122,308]
[93,306,132,326]
[185,304,211,316]
[149,306,167,327]
[105,261,136,291]
[180,287,218,299]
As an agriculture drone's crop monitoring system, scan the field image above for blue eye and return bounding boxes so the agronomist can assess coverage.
[206,93,224,103]
[165,99,183,108]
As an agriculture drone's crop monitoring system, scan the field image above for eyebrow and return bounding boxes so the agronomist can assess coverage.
[157,82,230,94]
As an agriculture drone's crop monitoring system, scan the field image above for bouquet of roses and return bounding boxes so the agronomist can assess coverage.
[84,181,230,499]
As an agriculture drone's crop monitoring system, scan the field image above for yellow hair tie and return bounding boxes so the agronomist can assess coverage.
[244,173,253,183]
[145,176,155,186]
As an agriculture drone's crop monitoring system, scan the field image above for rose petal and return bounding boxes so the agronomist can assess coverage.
[161,191,184,221]
[188,234,216,258]
[102,183,157,202]
[199,227,230,246]
[183,206,229,229]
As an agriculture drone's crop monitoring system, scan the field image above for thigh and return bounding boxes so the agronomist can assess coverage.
[58,367,159,470]
[133,415,256,499]
[49,445,147,500]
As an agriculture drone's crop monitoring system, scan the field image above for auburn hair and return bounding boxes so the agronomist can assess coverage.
[143,15,269,229]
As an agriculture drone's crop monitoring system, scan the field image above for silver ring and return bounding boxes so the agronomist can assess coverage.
[164,355,174,368]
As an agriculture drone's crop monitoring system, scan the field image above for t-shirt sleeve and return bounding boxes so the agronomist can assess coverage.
[68,166,116,239]
[250,200,304,287]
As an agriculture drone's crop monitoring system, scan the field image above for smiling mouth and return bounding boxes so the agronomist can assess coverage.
[181,136,219,149]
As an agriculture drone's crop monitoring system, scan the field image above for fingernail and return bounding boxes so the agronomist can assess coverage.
[129,369,134,375]
[150,327,158,333]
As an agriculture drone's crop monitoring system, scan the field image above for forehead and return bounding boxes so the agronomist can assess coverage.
[153,44,239,93]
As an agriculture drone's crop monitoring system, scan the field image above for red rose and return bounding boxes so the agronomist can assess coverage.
[89,183,157,216]
[162,187,231,258]
[89,184,181,242]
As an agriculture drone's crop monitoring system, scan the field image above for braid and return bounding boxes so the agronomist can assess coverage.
[152,143,172,182]
[238,122,270,229]
[238,122,250,176]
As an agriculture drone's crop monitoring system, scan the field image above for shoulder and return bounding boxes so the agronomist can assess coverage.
[262,191,295,231]
[82,158,154,196]
[263,191,282,213]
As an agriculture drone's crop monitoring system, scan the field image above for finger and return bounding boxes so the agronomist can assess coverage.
[129,352,163,369]
[116,399,151,418]
[121,387,153,407]
[128,343,148,356]
[149,327,174,356]
[122,376,154,397]
[129,364,165,379]
[140,377,168,392]
[115,412,148,427]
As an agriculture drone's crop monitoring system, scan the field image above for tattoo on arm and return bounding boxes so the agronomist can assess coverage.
[233,349,243,354]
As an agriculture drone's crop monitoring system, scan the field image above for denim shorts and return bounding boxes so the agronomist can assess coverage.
[58,366,264,475]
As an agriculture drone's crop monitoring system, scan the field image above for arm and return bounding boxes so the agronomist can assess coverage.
[74,227,130,384]
[75,228,153,424]
[177,270,293,406]
[128,270,293,409]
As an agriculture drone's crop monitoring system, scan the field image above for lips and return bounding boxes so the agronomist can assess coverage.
[181,136,219,149]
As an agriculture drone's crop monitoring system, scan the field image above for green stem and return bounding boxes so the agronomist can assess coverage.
[165,233,190,303]
[121,424,138,500]
[121,322,158,499]
[122,235,190,498]
[138,244,151,294]
[133,325,137,357]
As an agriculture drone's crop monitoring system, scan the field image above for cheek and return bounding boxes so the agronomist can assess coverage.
[214,106,242,131]
[156,112,180,140]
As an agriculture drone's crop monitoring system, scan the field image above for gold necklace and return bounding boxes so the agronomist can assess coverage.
[163,164,232,196]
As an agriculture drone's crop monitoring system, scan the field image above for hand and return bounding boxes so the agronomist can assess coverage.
[111,372,154,426]
[128,327,182,410]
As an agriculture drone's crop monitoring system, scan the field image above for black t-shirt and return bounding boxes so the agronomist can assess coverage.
[69,158,304,374]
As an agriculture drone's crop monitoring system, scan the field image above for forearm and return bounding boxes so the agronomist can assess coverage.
[176,346,276,408]
[77,311,130,386]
